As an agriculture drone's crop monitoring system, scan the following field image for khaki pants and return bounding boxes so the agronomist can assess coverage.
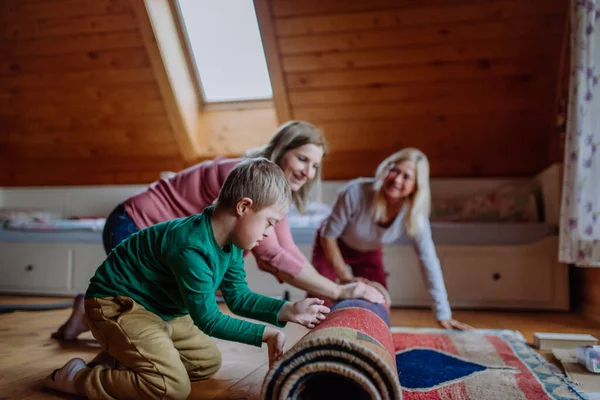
[82,297,222,400]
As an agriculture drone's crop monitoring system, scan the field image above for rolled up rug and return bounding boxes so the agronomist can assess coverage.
[261,282,401,400]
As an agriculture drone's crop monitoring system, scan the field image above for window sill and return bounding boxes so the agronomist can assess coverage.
[202,99,274,112]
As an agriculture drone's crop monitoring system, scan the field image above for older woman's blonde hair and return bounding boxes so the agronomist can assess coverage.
[245,121,328,213]
[371,148,431,237]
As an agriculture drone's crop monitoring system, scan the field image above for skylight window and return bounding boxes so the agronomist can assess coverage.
[176,0,273,103]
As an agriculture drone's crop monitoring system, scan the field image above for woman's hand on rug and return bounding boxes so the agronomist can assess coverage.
[338,282,385,304]
[280,298,330,329]
[263,327,286,367]
[438,318,474,331]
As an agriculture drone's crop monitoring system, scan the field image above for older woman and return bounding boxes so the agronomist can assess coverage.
[53,121,384,340]
[312,148,472,330]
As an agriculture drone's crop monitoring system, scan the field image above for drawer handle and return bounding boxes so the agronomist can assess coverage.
[492,273,501,281]
[25,264,34,272]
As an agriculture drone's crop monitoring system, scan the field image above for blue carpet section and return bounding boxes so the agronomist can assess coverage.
[330,299,390,326]
[396,349,487,390]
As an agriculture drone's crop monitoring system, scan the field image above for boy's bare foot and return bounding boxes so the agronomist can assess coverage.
[51,294,89,340]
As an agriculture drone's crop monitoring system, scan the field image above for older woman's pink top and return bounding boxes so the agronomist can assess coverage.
[124,157,308,277]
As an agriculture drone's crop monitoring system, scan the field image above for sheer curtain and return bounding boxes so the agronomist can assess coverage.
[559,0,600,266]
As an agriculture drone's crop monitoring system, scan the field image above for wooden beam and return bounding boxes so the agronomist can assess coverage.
[254,0,292,123]
[166,0,205,109]
[131,0,203,162]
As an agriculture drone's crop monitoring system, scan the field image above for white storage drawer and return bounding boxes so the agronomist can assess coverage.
[72,245,106,293]
[384,246,430,306]
[381,237,568,311]
[0,242,73,294]
[0,235,568,311]
[441,248,553,306]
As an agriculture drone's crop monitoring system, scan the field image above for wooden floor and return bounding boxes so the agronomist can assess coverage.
[2,296,600,400]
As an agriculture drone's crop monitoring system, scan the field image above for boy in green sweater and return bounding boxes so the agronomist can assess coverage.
[44,158,330,400]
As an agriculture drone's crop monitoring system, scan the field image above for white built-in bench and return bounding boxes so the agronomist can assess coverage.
[0,164,568,311]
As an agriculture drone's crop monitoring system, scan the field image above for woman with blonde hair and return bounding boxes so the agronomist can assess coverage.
[312,148,472,330]
[53,120,384,340]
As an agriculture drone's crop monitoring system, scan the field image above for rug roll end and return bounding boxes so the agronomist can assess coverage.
[261,334,402,400]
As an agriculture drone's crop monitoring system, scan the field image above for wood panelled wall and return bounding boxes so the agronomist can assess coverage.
[0,0,186,185]
[0,0,569,185]
[265,0,568,178]
[573,267,600,323]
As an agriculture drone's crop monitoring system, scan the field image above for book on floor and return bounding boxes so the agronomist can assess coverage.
[533,332,598,350]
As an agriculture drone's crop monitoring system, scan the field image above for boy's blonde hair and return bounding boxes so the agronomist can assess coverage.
[214,158,292,212]
[245,120,328,213]
[371,148,431,237]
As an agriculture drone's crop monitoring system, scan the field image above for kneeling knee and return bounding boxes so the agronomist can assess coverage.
[164,377,191,400]
[206,350,222,377]
[189,351,222,381]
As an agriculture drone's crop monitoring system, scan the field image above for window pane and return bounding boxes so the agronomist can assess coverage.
[177,0,273,102]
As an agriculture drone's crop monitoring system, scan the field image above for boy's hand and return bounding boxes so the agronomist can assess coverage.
[338,282,385,304]
[263,327,286,367]
[279,298,330,329]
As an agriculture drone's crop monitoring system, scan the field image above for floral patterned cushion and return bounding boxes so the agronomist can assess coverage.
[431,183,541,222]
[0,208,60,225]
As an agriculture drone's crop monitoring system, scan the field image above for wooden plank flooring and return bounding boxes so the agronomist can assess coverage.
[1,296,600,399]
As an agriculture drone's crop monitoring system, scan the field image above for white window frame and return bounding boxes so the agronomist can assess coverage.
[170,0,274,111]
